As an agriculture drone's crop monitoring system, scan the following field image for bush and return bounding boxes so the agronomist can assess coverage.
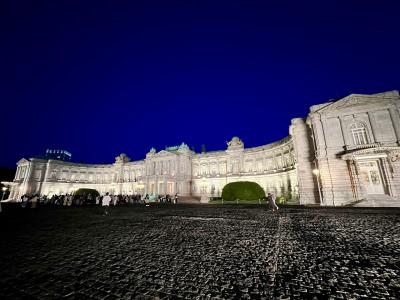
[276,196,286,204]
[74,188,99,198]
[221,181,265,201]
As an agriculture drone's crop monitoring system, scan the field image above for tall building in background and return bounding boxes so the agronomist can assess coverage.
[3,91,400,206]
[45,150,72,161]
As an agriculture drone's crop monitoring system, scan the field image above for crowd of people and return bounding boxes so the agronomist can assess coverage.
[16,193,179,209]
[8,193,279,214]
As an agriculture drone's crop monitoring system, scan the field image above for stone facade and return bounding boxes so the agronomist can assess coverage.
[308,90,400,206]
[4,91,400,206]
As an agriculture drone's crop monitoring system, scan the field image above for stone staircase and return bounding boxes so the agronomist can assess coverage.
[354,194,400,207]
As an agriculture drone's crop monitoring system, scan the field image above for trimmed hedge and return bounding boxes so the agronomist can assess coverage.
[221,181,265,201]
[74,188,99,198]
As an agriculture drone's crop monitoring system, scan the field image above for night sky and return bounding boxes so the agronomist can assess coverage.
[1,1,399,168]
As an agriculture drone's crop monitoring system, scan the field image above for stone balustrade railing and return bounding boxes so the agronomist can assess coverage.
[345,142,381,151]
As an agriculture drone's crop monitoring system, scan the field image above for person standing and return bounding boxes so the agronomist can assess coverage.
[173,193,178,204]
[67,194,73,206]
[267,192,279,212]
[21,194,29,208]
[87,194,92,205]
[31,194,38,208]
[102,193,111,215]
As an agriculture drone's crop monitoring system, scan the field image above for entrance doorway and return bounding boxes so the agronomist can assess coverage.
[358,160,385,194]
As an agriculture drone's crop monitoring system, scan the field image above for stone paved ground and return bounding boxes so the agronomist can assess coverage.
[0,204,399,299]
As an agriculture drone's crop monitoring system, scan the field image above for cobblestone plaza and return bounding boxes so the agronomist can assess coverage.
[0,205,399,299]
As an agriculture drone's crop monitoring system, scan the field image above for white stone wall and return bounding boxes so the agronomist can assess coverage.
[310,90,400,205]
[191,137,298,199]
[7,138,299,201]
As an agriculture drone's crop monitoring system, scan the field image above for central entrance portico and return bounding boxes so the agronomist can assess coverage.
[342,146,400,204]
[144,144,193,196]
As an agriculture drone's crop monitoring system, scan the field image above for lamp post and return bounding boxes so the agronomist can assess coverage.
[1,186,8,201]
[313,169,323,205]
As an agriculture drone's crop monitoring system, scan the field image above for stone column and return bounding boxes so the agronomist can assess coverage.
[312,114,327,158]
[15,167,20,180]
[21,161,33,197]
[347,160,360,201]
[272,151,278,169]
[380,158,395,197]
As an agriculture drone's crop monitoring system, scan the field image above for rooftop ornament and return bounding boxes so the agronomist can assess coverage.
[165,143,189,152]
[146,147,157,157]
[165,145,179,151]
[227,136,244,150]
[178,142,189,151]
[115,153,131,163]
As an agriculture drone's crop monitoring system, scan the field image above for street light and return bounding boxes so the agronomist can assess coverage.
[313,169,323,205]
[1,186,7,201]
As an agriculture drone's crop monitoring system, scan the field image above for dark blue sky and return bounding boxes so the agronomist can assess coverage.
[1,0,399,167]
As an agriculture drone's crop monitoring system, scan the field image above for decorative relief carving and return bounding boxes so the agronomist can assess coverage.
[387,149,400,174]
[388,150,400,162]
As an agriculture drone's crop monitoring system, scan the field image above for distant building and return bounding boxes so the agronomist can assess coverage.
[45,149,71,161]
[3,91,400,206]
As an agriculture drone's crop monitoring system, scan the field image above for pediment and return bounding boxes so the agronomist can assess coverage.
[16,158,29,165]
[312,91,398,114]
[315,95,375,113]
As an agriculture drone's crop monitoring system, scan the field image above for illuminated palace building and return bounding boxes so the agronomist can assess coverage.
[4,91,400,206]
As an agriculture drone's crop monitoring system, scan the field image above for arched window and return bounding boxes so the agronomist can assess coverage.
[351,123,369,145]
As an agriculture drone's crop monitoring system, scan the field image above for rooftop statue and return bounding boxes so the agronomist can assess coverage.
[165,145,179,151]
[115,153,131,163]
[165,142,190,152]
[178,142,189,151]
